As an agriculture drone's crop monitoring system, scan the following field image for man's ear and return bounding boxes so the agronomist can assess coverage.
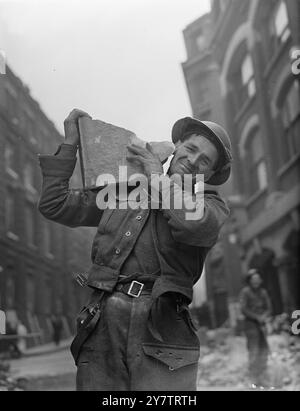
[204,168,216,183]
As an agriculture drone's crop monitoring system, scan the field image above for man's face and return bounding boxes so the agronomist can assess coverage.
[250,274,262,289]
[169,134,219,182]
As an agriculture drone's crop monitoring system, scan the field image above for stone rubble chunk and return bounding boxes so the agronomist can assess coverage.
[78,117,175,188]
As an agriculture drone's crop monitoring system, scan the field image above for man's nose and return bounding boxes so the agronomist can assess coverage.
[188,153,200,167]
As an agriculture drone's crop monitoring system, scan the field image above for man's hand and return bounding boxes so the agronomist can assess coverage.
[64,109,92,146]
[127,143,163,178]
[257,315,268,325]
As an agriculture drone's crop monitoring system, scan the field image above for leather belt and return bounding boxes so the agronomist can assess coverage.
[115,280,152,298]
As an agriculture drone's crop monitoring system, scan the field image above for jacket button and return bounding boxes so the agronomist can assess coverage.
[115,248,121,255]
[136,216,142,221]
[125,231,131,237]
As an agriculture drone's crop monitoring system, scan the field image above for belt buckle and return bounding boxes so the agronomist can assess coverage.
[127,281,144,298]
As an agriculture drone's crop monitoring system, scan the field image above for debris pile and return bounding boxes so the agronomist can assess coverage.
[0,361,24,391]
[197,329,300,391]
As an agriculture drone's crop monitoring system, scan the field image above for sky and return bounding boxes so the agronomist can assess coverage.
[0,0,210,142]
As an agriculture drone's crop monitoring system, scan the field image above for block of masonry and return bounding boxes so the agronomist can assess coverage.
[78,117,174,188]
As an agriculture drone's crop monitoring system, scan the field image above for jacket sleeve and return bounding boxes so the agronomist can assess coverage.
[160,177,230,247]
[38,146,103,228]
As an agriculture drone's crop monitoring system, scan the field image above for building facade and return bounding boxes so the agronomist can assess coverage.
[0,65,95,344]
[183,0,300,326]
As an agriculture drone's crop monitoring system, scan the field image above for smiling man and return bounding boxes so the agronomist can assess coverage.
[38,110,232,391]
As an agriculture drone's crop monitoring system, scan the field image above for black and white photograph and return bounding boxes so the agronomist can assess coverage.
[0,0,299,394]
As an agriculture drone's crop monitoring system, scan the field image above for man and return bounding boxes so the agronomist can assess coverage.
[240,269,272,388]
[38,109,232,391]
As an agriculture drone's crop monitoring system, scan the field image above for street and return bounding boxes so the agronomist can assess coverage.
[9,348,76,391]
[6,334,300,391]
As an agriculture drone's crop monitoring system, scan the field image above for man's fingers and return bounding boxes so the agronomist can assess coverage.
[127,154,144,163]
[127,145,145,155]
[65,109,92,123]
[127,144,149,157]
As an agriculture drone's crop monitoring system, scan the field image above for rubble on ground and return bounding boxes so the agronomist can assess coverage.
[0,361,25,391]
[197,328,300,391]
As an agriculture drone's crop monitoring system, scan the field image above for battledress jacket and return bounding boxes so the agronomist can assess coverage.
[38,149,230,368]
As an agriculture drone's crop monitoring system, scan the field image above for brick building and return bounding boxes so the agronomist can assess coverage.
[0,65,95,344]
[182,0,300,326]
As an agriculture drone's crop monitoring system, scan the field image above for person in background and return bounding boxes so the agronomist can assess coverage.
[51,314,63,346]
[240,269,272,388]
[5,309,22,358]
[16,321,28,354]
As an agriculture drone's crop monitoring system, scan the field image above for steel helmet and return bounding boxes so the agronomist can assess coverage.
[172,117,233,186]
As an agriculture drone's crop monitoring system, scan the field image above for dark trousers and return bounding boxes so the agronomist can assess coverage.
[245,321,269,384]
[75,291,199,391]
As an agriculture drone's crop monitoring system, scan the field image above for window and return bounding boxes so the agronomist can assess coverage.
[212,0,227,20]
[5,188,17,236]
[24,162,36,192]
[241,55,256,98]
[280,81,300,163]
[270,1,291,52]
[25,204,37,246]
[229,53,256,111]
[26,274,35,313]
[5,87,16,118]
[4,140,18,178]
[196,33,205,52]
[274,1,290,42]
[246,130,268,196]
[25,109,37,145]
[5,275,16,309]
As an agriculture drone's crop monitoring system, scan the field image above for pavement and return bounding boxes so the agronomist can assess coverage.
[8,339,76,390]
[6,334,300,391]
[22,338,73,358]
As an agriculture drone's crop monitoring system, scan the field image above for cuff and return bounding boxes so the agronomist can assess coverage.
[38,155,77,178]
[54,144,78,158]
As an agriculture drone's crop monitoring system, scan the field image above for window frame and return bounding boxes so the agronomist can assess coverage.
[279,80,300,164]
[24,160,37,193]
[24,202,38,248]
[4,138,19,179]
[245,129,268,196]
[241,54,256,100]
[5,187,19,239]
[270,0,291,52]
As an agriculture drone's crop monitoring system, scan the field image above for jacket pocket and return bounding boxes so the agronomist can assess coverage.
[178,303,199,334]
[142,343,200,371]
